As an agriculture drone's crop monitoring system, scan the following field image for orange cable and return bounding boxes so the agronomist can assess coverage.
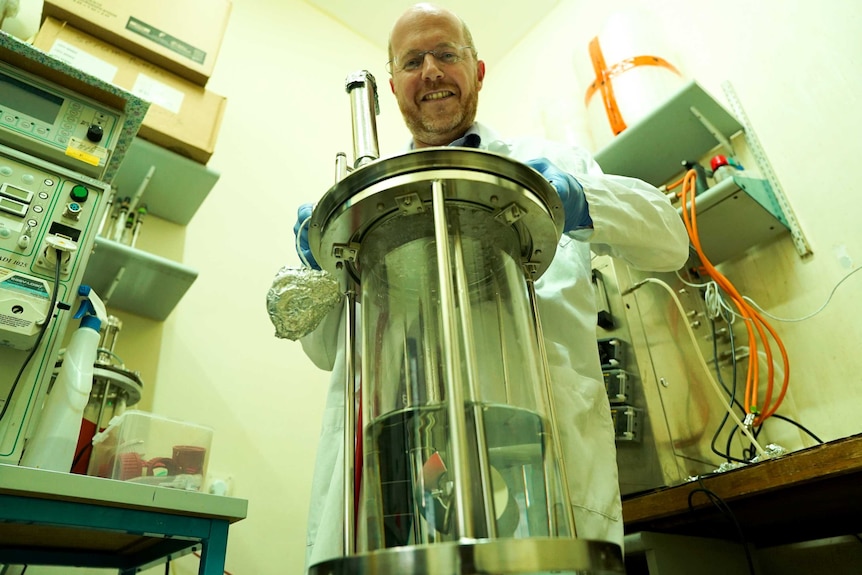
[683,172,760,410]
[687,171,791,421]
[681,172,760,412]
[665,175,686,192]
[678,171,790,424]
[688,178,790,419]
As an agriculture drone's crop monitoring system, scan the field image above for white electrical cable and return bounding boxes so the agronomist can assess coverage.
[627,277,766,456]
[674,269,710,289]
[674,270,736,322]
[743,266,862,323]
[677,265,862,324]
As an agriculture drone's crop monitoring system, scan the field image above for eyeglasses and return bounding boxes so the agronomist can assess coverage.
[387,45,475,74]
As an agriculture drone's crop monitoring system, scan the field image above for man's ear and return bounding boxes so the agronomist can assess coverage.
[390,77,395,93]
[476,60,486,89]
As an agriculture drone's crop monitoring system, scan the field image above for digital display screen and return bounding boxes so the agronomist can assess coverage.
[0,184,32,204]
[0,196,27,217]
[0,71,64,124]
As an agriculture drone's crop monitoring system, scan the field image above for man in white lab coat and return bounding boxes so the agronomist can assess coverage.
[296,3,689,571]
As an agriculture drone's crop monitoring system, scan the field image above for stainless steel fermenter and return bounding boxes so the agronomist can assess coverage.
[306,71,624,575]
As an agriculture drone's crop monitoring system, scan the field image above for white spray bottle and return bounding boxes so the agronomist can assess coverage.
[20,285,107,472]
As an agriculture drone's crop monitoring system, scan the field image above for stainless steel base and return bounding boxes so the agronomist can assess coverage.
[308,538,625,574]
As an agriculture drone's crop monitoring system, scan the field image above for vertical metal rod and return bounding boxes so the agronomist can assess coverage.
[96,380,111,430]
[425,294,441,404]
[334,152,349,183]
[127,165,155,215]
[342,283,358,555]
[521,466,532,509]
[495,290,513,405]
[345,71,380,169]
[410,439,425,544]
[103,266,126,305]
[96,188,116,237]
[97,316,122,365]
[402,336,414,407]
[431,180,475,538]
[525,275,578,538]
[451,219,496,538]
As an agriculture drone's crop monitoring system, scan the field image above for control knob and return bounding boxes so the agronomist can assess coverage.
[86,124,104,143]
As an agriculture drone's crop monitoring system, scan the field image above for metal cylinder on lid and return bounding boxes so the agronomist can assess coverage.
[307,71,624,575]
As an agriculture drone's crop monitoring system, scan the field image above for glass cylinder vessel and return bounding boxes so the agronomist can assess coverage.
[358,201,570,549]
[308,148,625,575]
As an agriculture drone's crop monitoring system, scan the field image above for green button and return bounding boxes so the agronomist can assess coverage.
[70,184,89,203]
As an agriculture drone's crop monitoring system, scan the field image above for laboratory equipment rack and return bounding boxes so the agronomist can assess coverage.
[0,463,247,574]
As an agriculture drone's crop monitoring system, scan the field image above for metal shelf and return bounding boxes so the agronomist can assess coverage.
[679,175,789,264]
[594,79,799,260]
[111,137,220,225]
[595,80,743,187]
[82,236,198,320]
[81,138,217,320]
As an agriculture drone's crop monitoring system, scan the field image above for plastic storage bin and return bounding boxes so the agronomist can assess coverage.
[87,410,213,491]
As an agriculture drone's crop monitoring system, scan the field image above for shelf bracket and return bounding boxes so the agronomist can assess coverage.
[690,105,735,156]
[722,81,813,258]
[103,265,126,304]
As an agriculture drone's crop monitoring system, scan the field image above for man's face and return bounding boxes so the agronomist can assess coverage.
[388,10,485,148]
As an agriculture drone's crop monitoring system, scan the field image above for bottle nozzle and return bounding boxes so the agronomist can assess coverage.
[74,285,108,329]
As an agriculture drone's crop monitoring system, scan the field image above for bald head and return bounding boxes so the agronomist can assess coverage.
[386,2,484,147]
[388,3,475,63]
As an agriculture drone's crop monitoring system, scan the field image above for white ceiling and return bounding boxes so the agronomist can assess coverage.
[302,0,562,64]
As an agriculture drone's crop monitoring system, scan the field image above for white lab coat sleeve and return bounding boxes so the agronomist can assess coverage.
[574,171,690,271]
[498,133,690,272]
[299,303,344,371]
[298,303,349,570]
[305,360,347,569]
[298,298,349,571]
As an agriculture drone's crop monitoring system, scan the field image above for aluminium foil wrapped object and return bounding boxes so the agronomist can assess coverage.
[266,266,342,341]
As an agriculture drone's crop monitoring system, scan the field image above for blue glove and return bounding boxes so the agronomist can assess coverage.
[527,158,592,233]
[293,203,320,270]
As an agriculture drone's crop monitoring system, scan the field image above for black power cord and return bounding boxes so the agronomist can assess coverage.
[688,481,757,575]
[707,309,824,464]
[709,312,746,463]
[0,254,63,575]
[0,253,63,423]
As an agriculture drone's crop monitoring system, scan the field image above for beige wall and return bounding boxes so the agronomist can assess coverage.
[140,1,405,573]
[482,0,862,448]
[27,0,862,573]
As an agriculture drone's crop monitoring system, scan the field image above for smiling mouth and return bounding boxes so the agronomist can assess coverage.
[422,90,455,101]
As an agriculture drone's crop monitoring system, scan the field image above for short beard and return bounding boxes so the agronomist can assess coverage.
[404,91,479,147]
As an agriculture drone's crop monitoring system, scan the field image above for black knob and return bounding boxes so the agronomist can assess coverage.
[86,124,104,143]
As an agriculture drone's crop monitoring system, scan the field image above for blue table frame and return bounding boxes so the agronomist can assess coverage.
[0,464,247,574]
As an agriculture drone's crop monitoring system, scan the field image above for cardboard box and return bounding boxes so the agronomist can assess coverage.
[42,0,231,86]
[88,410,213,491]
[35,18,227,164]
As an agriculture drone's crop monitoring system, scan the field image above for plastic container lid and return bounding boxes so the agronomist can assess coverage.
[710,155,730,171]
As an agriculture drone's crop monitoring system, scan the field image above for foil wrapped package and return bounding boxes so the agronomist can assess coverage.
[267,266,342,341]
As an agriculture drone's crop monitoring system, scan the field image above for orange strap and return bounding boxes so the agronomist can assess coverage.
[586,36,682,135]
